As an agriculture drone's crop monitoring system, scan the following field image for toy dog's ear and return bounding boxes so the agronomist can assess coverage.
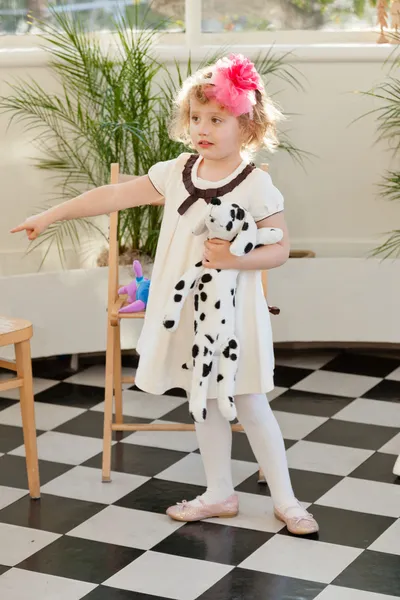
[210,197,221,206]
[230,209,258,256]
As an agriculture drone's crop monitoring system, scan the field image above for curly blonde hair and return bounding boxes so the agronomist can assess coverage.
[168,66,284,154]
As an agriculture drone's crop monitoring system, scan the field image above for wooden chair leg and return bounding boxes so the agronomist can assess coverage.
[15,340,40,499]
[102,322,115,482]
[113,324,123,425]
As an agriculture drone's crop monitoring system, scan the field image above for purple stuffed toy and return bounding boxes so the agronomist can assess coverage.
[118,260,150,313]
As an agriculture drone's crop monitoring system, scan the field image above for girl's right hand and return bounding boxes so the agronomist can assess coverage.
[10,213,50,241]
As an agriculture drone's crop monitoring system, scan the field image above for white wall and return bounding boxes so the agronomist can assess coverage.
[0,43,399,355]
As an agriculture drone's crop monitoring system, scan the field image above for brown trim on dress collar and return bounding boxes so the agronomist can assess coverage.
[178,154,256,215]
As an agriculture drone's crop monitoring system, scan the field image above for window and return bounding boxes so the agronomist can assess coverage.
[0,0,185,35]
[202,0,377,32]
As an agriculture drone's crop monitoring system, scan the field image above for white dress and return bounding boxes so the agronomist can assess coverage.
[135,152,284,398]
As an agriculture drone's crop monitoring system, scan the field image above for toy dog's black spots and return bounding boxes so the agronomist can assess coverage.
[199,283,204,291]
[223,347,230,358]
[200,313,206,321]
[202,273,212,283]
[202,363,212,377]
[194,321,198,333]
[233,296,236,307]
[194,294,199,311]
[174,294,182,302]
[229,340,238,349]
[175,280,185,290]
[244,242,254,254]
[232,203,239,208]
[217,374,224,382]
[182,363,189,370]
[192,344,199,359]
[222,319,226,324]
[230,353,237,361]
[211,197,221,205]
[202,408,207,420]
[242,221,249,231]
[203,347,209,357]
[164,320,175,329]
[190,280,196,288]
[216,269,221,273]
[255,244,262,249]
[195,260,202,267]
[200,292,207,302]
[229,396,234,404]
[205,334,214,344]
[236,208,245,220]
[226,221,233,232]
[231,289,235,296]
[215,300,221,309]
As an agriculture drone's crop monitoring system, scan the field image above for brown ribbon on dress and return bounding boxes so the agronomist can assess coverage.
[178,154,256,215]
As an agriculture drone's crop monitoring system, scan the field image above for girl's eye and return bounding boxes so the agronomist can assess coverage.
[191,116,199,122]
[212,118,222,124]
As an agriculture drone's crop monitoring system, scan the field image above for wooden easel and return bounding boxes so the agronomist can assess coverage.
[102,163,271,484]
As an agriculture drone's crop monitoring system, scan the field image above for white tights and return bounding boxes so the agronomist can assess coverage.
[194,393,297,509]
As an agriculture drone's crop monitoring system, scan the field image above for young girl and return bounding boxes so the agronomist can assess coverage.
[12,54,319,536]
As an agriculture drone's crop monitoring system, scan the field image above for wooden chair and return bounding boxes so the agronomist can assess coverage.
[102,163,270,484]
[0,317,40,499]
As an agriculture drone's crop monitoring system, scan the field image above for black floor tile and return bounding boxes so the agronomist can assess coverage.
[349,452,400,484]
[0,493,105,534]
[129,385,187,399]
[115,478,206,514]
[270,389,353,417]
[279,504,396,548]
[34,382,106,409]
[32,355,81,380]
[322,353,400,378]
[273,366,313,388]
[153,521,273,565]
[0,565,10,577]
[333,550,400,596]
[54,411,152,441]
[0,424,45,454]
[0,454,71,489]
[304,419,399,451]
[0,398,17,410]
[83,442,188,477]
[362,379,400,403]
[83,587,170,600]
[236,468,342,503]
[158,402,193,424]
[197,567,326,600]
[17,536,143,584]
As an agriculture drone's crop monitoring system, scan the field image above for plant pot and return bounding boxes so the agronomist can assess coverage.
[96,247,154,278]
[289,249,316,258]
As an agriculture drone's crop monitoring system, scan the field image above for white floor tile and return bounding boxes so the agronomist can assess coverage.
[0,486,27,511]
[103,550,233,600]
[379,432,400,455]
[316,477,400,518]
[369,519,400,555]
[0,523,60,566]
[68,504,184,550]
[267,386,288,401]
[155,452,258,488]
[273,410,327,440]
[0,568,96,600]
[122,420,199,452]
[386,366,400,382]
[293,370,381,398]
[0,402,85,431]
[41,466,149,504]
[90,389,186,419]
[208,491,311,533]
[64,365,135,389]
[0,377,59,401]
[10,431,107,465]
[239,535,362,584]
[286,440,373,476]
[315,585,400,600]
[333,399,400,428]
[275,351,338,370]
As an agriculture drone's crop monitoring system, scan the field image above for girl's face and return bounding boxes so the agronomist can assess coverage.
[189,95,243,161]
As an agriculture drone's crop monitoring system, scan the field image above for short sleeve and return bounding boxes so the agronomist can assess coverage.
[147,157,178,196]
[249,169,285,222]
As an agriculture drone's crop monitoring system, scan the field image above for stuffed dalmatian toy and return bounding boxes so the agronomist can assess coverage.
[163,198,283,423]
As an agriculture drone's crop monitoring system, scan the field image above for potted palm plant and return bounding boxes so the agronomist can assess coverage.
[0,6,307,269]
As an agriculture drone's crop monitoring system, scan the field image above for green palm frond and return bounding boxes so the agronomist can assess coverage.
[1,5,307,268]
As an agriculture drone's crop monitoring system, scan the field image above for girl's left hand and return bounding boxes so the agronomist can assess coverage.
[203,239,238,270]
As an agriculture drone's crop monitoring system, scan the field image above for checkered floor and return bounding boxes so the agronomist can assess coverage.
[0,349,399,600]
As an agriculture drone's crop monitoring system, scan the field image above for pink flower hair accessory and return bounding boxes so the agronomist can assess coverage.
[200,54,263,118]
